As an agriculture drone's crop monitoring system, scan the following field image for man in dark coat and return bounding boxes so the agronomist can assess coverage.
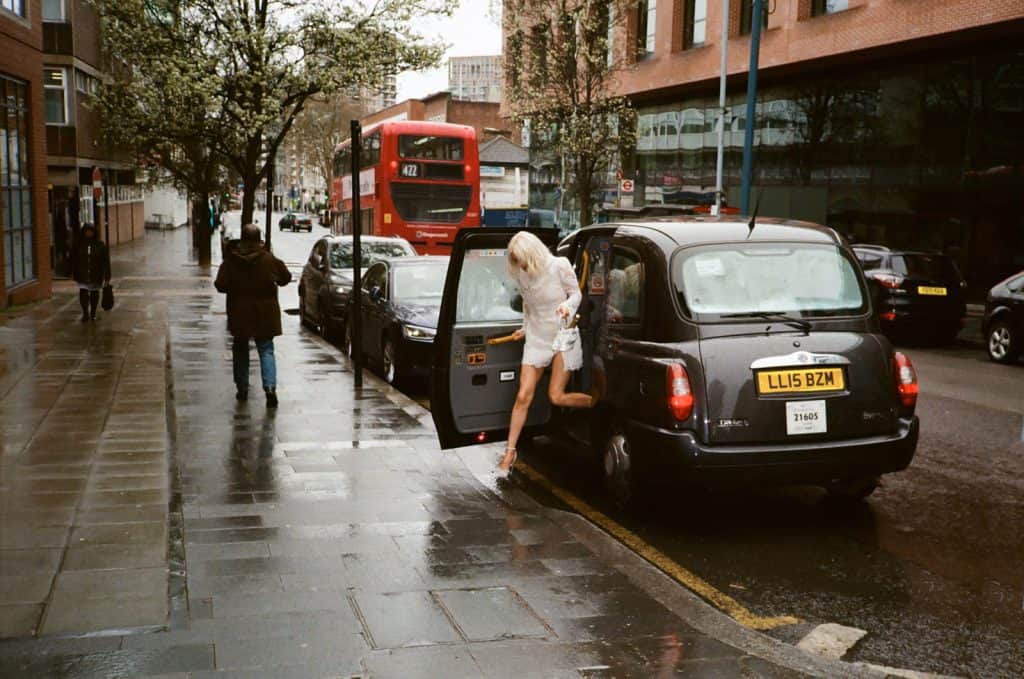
[71,222,111,322]
[214,224,292,406]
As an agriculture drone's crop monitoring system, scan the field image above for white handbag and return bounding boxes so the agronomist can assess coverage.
[552,316,583,371]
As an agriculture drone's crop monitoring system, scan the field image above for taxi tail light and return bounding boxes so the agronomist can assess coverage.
[880,311,896,321]
[893,352,918,408]
[870,271,904,289]
[666,363,694,421]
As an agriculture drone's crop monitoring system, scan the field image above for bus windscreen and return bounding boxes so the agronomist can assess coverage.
[398,135,464,161]
[390,183,471,224]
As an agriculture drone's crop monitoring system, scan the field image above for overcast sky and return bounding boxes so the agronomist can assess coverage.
[396,2,502,101]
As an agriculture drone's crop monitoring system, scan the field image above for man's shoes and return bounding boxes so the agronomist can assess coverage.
[236,388,248,402]
[90,314,97,321]
[265,388,278,408]
[80,313,89,322]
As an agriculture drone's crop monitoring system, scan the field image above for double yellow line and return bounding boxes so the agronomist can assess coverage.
[516,461,799,631]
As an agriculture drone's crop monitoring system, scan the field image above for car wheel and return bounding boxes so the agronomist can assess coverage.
[343,318,354,359]
[382,338,398,385]
[825,475,879,501]
[602,428,637,511]
[987,321,1017,363]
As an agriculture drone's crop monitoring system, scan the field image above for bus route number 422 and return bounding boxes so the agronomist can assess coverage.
[400,163,419,178]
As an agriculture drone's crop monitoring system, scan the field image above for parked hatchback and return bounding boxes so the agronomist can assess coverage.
[853,245,966,344]
[279,212,313,232]
[298,236,417,341]
[430,220,920,507]
[982,271,1024,364]
[345,256,449,384]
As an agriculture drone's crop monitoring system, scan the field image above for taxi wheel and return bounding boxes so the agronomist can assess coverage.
[987,321,1017,364]
[602,429,637,511]
[826,475,879,501]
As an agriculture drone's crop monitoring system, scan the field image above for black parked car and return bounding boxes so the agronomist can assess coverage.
[345,256,449,384]
[852,245,966,344]
[279,212,313,232]
[298,236,416,340]
[430,221,920,507]
[983,271,1024,364]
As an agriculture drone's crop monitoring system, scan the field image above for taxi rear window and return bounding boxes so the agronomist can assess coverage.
[674,243,866,319]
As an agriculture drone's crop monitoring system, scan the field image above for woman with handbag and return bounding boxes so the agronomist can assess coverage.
[71,222,111,322]
[498,231,594,476]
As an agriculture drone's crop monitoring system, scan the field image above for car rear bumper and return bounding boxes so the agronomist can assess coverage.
[878,296,965,324]
[624,416,918,487]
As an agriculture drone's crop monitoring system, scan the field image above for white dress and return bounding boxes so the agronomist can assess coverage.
[516,257,582,369]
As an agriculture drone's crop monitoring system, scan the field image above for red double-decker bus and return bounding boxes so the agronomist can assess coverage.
[330,121,481,254]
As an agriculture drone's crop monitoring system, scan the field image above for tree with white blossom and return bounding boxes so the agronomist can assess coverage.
[503,0,639,228]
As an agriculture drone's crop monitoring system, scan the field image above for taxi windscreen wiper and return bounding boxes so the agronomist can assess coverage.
[721,311,812,333]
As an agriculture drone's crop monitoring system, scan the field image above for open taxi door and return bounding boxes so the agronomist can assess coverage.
[430,228,560,450]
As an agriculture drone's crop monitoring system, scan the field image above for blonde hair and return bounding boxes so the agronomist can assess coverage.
[508,231,551,277]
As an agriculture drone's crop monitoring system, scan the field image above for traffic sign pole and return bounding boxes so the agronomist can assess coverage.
[350,120,364,390]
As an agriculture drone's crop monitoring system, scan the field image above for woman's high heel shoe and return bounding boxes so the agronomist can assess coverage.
[496,447,518,478]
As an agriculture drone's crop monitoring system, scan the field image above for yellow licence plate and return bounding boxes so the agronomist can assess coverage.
[918,286,947,296]
[757,367,846,395]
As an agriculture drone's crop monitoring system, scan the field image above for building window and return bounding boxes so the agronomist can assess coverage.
[42,0,66,22]
[75,69,99,96]
[636,0,656,58]
[44,68,69,125]
[740,0,768,35]
[812,0,849,16]
[1,0,25,18]
[683,0,708,49]
[1,76,35,288]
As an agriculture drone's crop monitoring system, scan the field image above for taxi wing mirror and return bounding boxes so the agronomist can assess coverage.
[510,293,523,313]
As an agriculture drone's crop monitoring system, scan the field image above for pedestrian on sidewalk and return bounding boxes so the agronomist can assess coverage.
[214,223,292,407]
[498,231,593,476]
[71,222,111,322]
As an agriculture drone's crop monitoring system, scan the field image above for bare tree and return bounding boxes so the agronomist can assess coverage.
[289,94,366,199]
[504,0,639,227]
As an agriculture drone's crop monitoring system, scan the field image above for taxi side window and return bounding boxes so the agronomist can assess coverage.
[607,248,643,325]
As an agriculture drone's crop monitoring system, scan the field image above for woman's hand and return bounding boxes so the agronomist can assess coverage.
[556,303,571,320]
[512,328,525,341]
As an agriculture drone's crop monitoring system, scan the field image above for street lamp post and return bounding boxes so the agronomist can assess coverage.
[714,0,731,216]
[740,0,765,215]
[350,120,364,389]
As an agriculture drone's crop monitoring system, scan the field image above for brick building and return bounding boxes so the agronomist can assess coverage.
[361,91,511,142]
[43,0,144,279]
[504,0,1024,296]
[448,55,503,103]
[1,0,50,306]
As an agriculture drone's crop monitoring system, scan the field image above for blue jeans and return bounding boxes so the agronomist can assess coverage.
[233,338,276,391]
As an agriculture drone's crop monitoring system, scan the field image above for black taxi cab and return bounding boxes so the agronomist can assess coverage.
[430,219,920,507]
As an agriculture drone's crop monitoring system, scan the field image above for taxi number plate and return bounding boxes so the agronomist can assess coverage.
[786,400,827,435]
[918,286,947,296]
[756,367,845,394]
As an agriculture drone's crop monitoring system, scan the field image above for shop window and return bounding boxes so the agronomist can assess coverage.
[1,0,25,18]
[812,0,849,17]
[683,0,707,49]
[1,76,35,288]
[42,0,66,22]
[44,67,69,125]
[740,0,768,36]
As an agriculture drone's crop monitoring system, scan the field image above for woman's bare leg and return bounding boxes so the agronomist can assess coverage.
[548,353,594,408]
[500,364,544,471]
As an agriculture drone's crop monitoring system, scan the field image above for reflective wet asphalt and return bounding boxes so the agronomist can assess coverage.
[0,225,832,678]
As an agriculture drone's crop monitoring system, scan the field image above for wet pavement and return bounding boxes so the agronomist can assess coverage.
[0,226,864,677]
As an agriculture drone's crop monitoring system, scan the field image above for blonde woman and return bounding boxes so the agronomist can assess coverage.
[498,231,594,475]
